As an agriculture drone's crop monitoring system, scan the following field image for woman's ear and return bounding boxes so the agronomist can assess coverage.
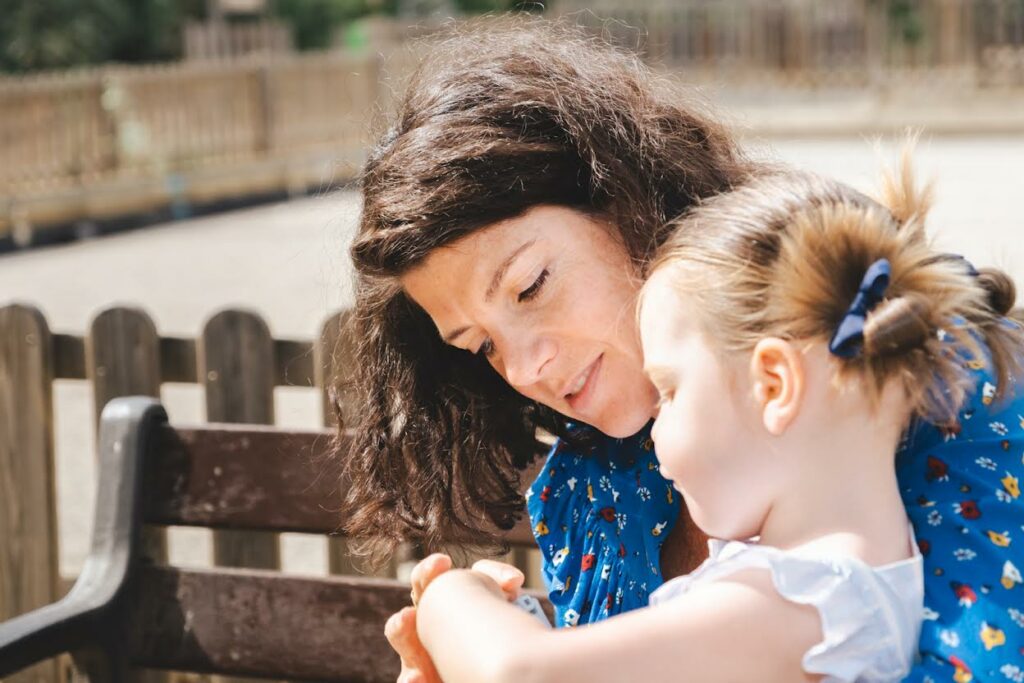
[749,338,805,436]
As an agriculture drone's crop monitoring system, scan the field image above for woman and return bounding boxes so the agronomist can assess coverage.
[334,18,1023,683]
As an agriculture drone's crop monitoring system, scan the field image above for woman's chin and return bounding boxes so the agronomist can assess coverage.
[590,408,653,439]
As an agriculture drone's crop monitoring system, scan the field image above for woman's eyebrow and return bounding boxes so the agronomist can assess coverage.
[442,239,539,343]
[484,239,537,302]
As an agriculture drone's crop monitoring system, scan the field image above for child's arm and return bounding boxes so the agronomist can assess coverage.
[417,567,822,683]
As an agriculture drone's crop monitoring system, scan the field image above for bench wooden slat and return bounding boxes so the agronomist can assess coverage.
[143,424,539,546]
[131,565,406,681]
[131,566,554,681]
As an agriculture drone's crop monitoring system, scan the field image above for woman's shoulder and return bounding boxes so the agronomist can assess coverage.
[895,335,1024,674]
[898,338,1024,462]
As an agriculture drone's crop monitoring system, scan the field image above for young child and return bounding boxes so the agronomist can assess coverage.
[403,162,1024,682]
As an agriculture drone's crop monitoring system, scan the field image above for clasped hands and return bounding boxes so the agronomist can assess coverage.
[384,554,526,683]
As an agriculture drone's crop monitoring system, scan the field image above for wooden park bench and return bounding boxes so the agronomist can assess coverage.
[0,396,549,681]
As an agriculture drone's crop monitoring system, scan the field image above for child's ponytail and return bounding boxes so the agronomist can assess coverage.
[862,293,932,359]
[649,159,1024,426]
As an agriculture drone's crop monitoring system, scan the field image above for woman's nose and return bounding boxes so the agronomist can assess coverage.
[503,336,557,389]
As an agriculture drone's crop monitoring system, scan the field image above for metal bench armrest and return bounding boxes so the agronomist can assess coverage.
[0,397,166,678]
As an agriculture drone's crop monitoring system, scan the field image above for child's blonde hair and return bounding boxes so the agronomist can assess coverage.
[643,157,1023,424]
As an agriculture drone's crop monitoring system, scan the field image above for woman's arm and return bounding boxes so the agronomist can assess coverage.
[417,568,822,683]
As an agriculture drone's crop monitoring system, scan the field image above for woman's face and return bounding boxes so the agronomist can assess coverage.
[401,204,658,438]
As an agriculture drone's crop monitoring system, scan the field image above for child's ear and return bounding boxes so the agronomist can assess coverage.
[749,338,805,436]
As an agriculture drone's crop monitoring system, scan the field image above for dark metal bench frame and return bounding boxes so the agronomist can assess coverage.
[0,397,159,680]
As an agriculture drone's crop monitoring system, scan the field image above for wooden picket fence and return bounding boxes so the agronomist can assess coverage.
[0,50,410,246]
[558,0,1024,89]
[0,302,539,682]
[183,19,294,61]
[3,2,1024,245]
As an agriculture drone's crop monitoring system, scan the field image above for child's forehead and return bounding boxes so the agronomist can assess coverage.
[639,271,694,331]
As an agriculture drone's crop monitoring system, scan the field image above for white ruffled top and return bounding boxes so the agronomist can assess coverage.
[649,529,923,683]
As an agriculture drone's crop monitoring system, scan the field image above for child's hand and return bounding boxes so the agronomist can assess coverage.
[470,559,525,601]
[394,554,525,683]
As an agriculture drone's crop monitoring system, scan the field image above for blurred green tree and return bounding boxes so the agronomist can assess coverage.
[0,0,206,72]
[268,0,542,51]
[887,0,925,44]
[0,0,543,69]
[269,0,395,50]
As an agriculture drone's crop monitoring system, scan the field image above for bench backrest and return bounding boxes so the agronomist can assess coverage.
[0,397,548,682]
[144,420,537,545]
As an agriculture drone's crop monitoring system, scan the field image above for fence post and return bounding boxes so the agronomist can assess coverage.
[88,307,167,569]
[87,307,169,682]
[200,310,281,571]
[252,62,275,156]
[316,310,355,575]
[0,304,60,683]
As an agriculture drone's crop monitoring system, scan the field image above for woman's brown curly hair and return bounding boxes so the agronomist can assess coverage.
[332,17,755,563]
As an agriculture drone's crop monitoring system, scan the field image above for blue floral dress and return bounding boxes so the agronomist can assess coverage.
[897,347,1024,682]
[527,351,1024,680]
[525,423,680,627]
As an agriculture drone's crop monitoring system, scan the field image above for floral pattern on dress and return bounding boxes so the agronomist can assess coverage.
[898,332,1024,682]
[526,422,680,627]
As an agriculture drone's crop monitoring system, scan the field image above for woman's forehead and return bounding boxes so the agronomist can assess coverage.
[403,206,600,293]
[399,221,532,336]
[401,225,521,303]
[400,205,621,335]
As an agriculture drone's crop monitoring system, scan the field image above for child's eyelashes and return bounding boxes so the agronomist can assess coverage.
[518,268,549,303]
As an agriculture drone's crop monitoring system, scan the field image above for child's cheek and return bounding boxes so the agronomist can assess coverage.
[654,409,692,484]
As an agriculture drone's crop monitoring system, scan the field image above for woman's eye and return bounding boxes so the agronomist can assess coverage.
[475,338,496,358]
[518,268,549,303]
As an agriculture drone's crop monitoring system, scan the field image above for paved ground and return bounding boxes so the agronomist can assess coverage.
[2,134,1023,578]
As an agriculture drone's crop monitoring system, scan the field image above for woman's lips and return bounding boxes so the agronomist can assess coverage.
[567,354,603,413]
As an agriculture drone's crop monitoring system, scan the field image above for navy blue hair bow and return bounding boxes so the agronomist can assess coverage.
[828,258,892,358]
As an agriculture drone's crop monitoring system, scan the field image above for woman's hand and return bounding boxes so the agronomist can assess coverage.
[468,559,525,601]
[410,553,454,606]
[384,554,452,683]
[410,554,525,605]
[384,605,441,683]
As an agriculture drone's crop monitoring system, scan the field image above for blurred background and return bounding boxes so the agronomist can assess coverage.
[1,0,1023,668]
